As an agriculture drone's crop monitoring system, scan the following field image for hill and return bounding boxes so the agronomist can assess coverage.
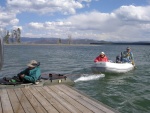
[6,37,150,45]
[20,37,97,44]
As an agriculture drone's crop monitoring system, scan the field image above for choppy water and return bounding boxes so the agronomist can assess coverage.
[0,44,150,113]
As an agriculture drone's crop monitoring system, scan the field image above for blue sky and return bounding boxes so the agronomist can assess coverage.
[0,0,150,41]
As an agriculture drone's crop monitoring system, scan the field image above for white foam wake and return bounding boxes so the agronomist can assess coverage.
[74,74,105,82]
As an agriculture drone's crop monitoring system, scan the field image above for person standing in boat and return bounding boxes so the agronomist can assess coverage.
[17,60,41,83]
[121,47,134,65]
[94,52,109,62]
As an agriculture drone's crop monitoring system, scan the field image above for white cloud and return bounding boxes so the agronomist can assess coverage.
[1,0,150,41]
[114,5,150,22]
[12,26,22,30]
[25,5,150,41]
[7,0,83,15]
[10,19,19,25]
[66,11,117,31]
[78,0,92,2]
[0,8,18,27]
[27,21,72,38]
[28,22,44,29]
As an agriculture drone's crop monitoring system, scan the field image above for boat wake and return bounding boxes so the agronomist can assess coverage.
[74,74,105,82]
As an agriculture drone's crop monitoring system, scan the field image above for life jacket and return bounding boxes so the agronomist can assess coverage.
[94,55,109,62]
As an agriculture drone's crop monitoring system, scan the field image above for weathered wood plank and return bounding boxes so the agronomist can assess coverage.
[51,85,94,113]
[7,89,25,113]
[0,84,118,113]
[21,87,47,113]
[28,87,59,113]
[0,89,14,113]
[57,85,117,113]
[43,86,82,113]
[35,87,71,113]
[54,85,104,113]
[14,88,37,113]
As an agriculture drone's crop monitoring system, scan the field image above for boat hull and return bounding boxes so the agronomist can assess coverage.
[92,62,134,73]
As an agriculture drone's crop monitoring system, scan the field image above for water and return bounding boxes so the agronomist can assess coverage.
[0,44,150,113]
[74,74,105,82]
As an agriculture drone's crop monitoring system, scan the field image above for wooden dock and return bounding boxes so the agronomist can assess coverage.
[0,84,119,113]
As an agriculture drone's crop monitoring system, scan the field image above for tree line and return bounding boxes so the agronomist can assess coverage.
[2,28,21,44]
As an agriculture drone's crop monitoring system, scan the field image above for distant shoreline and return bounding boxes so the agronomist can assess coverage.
[90,42,150,45]
[4,43,97,46]
[4,42,150,46]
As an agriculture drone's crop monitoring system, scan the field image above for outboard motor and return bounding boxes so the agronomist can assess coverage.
[116,55,121,63]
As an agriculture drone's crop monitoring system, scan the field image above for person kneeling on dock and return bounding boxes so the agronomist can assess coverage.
[16,60,41,84]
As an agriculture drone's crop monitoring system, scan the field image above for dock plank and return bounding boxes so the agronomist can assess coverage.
[57,84,117,113]
[0,84,119,113]
[0,89,14,113]
[14,88,37,113]
[35,87,71,113]
[28,87,59,113]
[7,89,25,113]
[43,86,82,113]
[21,87,47,113]
[55,85,104,113]
[50,85,94,113]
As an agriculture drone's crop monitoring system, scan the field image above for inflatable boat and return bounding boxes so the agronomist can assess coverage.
[91,62,135,73]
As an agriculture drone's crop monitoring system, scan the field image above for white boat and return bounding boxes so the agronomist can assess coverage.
[91,62,135,73]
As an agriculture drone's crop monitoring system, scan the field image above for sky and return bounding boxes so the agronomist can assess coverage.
[0,0,150,41]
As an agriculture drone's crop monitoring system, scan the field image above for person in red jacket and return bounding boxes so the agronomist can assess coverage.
[94,52,109,62]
